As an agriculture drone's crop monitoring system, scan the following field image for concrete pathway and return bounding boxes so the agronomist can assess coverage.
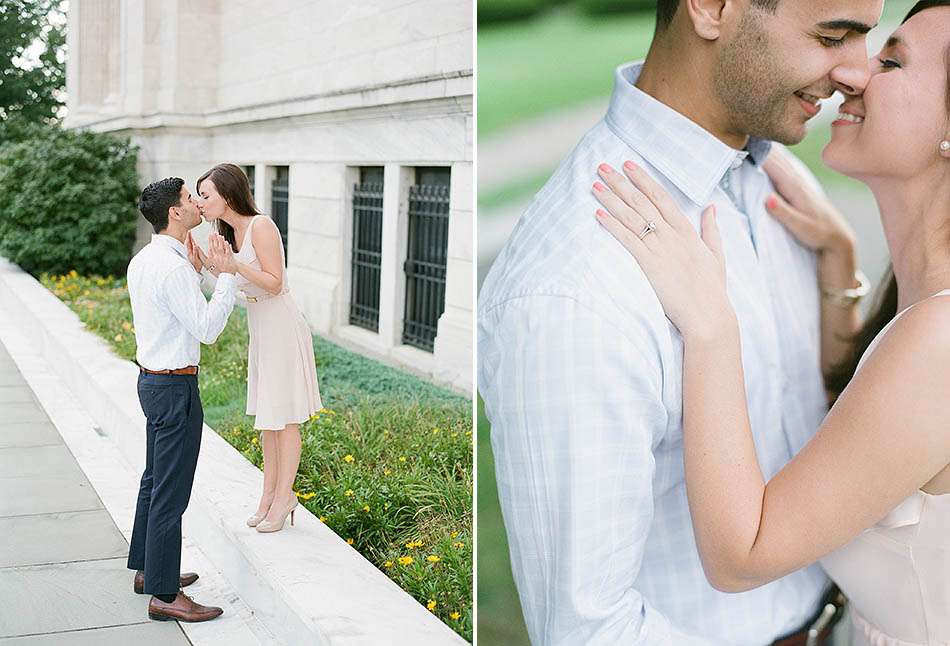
[0,338,191,645]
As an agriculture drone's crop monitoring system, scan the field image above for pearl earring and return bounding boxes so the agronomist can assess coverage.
[941,140,950,152]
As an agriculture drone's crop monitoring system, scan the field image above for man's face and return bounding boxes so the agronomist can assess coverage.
[713,0,883,145]
[171,186,202,230]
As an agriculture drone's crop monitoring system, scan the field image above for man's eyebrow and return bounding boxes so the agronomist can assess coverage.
[817,20,876,34]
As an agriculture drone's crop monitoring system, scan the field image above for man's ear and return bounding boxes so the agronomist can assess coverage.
[168,206,182,224]
[683,0,730,41]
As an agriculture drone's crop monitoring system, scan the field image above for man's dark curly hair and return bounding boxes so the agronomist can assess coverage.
[655,0,779,31]
[138,177,185,233]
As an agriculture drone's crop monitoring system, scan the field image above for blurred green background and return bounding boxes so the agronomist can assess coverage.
[477,1,915,643]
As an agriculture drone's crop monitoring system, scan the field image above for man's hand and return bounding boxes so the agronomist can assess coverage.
[185,232,204,274]
[207,233,238,276]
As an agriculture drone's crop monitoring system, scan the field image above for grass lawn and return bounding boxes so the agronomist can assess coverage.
[42,271,473,642]
[477,7,656,138]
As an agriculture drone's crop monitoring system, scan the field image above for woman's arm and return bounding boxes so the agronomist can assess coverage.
[236,216,284,294]
[762,148,862,382]
[593,161,950,592]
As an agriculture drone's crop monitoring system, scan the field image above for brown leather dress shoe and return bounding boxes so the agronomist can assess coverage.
[148,591,223,622]
[134,570,199,594]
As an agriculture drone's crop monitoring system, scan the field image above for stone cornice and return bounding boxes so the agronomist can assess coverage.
[66,71,473,132]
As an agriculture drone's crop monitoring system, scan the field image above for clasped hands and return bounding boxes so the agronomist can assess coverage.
[186,232,237,277]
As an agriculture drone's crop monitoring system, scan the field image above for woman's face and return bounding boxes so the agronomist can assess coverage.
[196,177,226,222]
[823,6,950,180]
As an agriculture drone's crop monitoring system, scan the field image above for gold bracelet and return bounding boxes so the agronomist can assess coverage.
[821,269,869,307]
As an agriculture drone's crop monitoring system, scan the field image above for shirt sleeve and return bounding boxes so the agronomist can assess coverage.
[478,293,700,645]
[162,264,237,345]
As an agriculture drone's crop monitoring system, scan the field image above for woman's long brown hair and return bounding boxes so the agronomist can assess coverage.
[825,0,950,400]
[196,163,261,252]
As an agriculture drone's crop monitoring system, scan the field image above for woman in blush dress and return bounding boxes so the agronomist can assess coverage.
[190,163,321,533]
[592,2,950,643]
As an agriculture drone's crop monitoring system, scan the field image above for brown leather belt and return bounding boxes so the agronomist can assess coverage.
[771,586,847,646]
[138,364,199,376]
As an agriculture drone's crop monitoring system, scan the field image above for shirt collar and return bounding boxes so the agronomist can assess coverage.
[604,61,772,206]
[151,233,189,260]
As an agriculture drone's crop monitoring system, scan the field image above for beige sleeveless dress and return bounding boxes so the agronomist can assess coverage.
[820,289,950,646]
[234,214,321,430]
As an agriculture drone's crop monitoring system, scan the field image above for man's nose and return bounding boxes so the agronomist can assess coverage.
[830,47,871,96]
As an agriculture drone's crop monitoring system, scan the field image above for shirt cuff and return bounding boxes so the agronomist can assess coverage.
[214,272,237,291]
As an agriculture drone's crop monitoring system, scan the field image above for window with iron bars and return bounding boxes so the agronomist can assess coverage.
[402,167,450,352]
[270,166,289,265]
[349,167,384,332]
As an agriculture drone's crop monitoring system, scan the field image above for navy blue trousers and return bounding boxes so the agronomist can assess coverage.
[127,372,203,595]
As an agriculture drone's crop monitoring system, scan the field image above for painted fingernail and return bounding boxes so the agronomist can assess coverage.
[766,195,778,210]
[595,209,608,219]
[598,163,612,174]
[623,160,637,171]
[593,182,606,192]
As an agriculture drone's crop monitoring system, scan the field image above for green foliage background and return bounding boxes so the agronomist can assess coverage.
[0,126,140,277]
[0,1,66,123]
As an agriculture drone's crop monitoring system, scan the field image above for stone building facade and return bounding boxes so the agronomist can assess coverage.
[64,0,473,392]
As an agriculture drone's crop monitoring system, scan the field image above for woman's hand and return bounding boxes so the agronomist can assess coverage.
[593,161,734,342]
[206,233,238,276]
[763,147,856,259]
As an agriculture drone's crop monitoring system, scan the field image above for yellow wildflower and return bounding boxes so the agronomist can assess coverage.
[450,531,459,538]
[346,538,354,545]
[426,555,440,563]
[319,516,327,522]
[343,454,354,463]
[397,556,413,565]
[453,542,465,549]
[449,612,461,620]
[344,489,354,497]
[384,561,393,568]
[398,456,407,463]
[114,334,123,342]
[121,321,132,331]
[427,600,437,611]
[298,492,315,500]
[251,436,259,445]
[431,427,440,434]
[383,469,392,476]
[362,505,370,512]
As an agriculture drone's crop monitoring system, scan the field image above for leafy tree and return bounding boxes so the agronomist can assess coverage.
[0,1,66,124]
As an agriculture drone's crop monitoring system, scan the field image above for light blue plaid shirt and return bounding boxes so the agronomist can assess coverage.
[478,61,831,645]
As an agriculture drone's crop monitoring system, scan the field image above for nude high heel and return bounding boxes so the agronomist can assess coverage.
[255,500,297,533]
[246,511,267,527]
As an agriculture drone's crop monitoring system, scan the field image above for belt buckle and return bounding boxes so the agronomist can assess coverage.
[246,295,258,303]
[805,603,837,646]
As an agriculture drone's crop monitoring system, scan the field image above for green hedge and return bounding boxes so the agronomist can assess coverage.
[0,124,139,277]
